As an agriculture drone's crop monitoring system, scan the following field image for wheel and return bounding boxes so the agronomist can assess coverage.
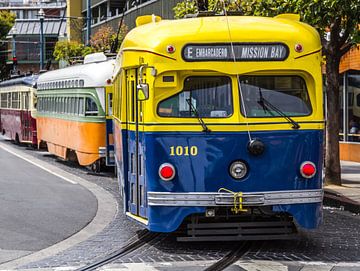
[15,134,20,145]
[91,160,101,173]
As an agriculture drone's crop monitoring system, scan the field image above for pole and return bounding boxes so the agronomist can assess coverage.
[343,72,348,142]
[39,8,45,71]
[12,33,16,72]
[87,0,91,46]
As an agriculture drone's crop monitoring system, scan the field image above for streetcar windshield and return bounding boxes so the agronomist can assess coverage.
[158,76,233,118]
[239,76,312,117]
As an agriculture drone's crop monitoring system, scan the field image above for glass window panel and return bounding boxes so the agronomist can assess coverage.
[85,97,98,116]
[239,76,312,117]
[158,76,233,118]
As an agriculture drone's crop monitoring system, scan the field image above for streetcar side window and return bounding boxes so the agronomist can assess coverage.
[79,97,85,115]
[239,76,312,117]
[71,97,76,114]
[158,76,233,118]
[12,92,20,109]
[24,93,29,110]
[1,93,7,108]
[66,97,69,114]
[85,97,98,116]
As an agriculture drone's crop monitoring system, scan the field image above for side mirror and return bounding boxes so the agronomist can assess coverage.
[137,83,149,101]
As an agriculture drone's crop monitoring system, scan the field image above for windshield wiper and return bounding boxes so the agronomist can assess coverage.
[257,88,300,130]
[186,98,211,133]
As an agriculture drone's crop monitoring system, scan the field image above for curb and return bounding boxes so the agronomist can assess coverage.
[0,141,118,269]
[323,190,360,214]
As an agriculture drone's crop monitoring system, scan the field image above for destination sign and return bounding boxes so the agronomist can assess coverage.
[182,43,289,62]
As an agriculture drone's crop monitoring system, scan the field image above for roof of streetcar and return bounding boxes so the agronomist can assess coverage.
[37,56,115,90]
[0,74,38,88]
[120,15,321,58]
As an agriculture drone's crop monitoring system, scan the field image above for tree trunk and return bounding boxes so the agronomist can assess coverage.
[324,53,342,186]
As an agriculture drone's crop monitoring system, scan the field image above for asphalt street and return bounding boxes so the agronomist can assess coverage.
[0,140,97,264]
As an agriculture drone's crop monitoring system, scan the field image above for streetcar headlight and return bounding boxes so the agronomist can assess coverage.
[300,161,316,178]
[159,163,176,181]
[229,161,248,180]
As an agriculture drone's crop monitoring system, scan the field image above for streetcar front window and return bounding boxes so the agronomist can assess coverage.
[158,76,232,118]
[240,76,312,117]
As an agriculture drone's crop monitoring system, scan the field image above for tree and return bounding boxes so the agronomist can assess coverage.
[0,11,15,80]
[53,40,93,65]
[174,0,360,185]
[53,23,128,65]
[90,24,128,53]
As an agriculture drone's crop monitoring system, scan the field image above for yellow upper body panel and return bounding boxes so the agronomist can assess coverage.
[114,15,323,133]
[120,15,321,71]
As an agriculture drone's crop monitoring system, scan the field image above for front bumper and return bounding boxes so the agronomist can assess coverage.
[148,189,323,207]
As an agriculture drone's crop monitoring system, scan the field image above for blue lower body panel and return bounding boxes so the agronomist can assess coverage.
[119,129,324,233]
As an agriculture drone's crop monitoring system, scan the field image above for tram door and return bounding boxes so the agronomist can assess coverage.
[105,86,115,166]
[21,91,31,142]
[126,69,147,219]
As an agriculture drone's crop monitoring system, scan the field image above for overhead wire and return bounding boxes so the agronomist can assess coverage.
[219,0,253,142]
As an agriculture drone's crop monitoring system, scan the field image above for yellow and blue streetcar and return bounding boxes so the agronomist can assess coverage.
[112,14,324,240]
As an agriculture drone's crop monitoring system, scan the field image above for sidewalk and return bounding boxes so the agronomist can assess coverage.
[323,160,360,213]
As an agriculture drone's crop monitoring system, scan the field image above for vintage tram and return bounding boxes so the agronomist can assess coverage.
[36,53,115,171]
[0,75,38,145]
[112,14,324,240]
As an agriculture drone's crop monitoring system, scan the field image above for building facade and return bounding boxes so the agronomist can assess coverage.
[339,45,360,162]
[66,0,182,44]
[1,0,66,74]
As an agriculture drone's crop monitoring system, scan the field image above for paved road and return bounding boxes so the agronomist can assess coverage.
[0,140,97,264]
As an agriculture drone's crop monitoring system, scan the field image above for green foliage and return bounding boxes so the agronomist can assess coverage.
[53,40,93,63]
[173,0,242,18]
[53,23,128,65]
[0,11,15,80]
[0,11,15,39]
[173,0,197,19]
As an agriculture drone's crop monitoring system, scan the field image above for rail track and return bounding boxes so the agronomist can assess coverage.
[76,230,160,271]
[204,241,253,271]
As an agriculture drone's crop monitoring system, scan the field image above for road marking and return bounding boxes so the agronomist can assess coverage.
[235,260,288,271]
[0,142,77,185]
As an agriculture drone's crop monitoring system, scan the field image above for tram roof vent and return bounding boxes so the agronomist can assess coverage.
[83,52,107,64]
[136,15,162,27]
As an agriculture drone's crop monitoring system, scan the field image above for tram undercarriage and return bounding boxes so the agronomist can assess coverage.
[177,207,297,242]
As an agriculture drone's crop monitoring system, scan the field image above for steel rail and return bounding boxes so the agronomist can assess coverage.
[75,230,160,271]
[204,241,252,271]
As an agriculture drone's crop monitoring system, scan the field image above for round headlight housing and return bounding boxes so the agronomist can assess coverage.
[300,161,316,178]
[159,163,176,181]
[229,161,248,180]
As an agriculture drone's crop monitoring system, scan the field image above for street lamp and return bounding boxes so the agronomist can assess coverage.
[12,26,17,73]
[39,8,45,70]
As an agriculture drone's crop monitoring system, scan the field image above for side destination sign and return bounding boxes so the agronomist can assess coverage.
[182,43,289,62]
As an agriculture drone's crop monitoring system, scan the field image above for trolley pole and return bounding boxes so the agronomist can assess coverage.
[39,8,45,71]
[86,0,91,46]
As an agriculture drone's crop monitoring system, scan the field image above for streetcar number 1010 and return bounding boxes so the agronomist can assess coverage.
[170,146,198,156]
